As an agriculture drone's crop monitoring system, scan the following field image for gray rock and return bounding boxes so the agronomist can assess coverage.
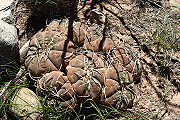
[0,0,14,20]
[0,20,19,68]
[0,20,17,44]
[0,0,19,71]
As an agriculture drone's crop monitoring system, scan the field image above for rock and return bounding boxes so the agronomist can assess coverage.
[0,0,19,71]
[0,20,19,68]
[0,0,14,20]
[10,87,42,120]
[0,20,18,45]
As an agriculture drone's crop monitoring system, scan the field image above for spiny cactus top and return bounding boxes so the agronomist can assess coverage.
[25,20,74,77]
[23,18,141,109]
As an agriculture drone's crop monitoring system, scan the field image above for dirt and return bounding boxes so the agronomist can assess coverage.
[15,0,180,119]
[133,54,180,119]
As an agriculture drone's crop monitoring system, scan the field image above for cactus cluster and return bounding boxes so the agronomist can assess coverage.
[23,15,141,109]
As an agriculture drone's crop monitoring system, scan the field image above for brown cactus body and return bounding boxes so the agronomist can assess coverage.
[100,64,134,109]
[66,53,105,101]
[24,19,141,110]
[25,21,75,77]
[37,71,77,109]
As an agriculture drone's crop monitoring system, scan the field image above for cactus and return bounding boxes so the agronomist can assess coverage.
[66,53,105,101]
[100,64,134,109]
[24,18,141,110]
[37,71,77,109]
[25,20,75,77]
